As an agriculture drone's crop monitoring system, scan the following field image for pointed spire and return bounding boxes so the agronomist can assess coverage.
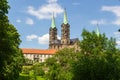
[51,13,56,28]
[96,24,100,36]
[63,8,68,24]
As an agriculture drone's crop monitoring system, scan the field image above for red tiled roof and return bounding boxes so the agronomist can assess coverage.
[22,48,56,55]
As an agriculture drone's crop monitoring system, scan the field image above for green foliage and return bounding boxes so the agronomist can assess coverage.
[18,73,30,80]
[72,29,120,80]
[80,29,108,54]
[22,66,32,74]
[43,29,120,80]
[24,58,34,65]
[0,0,10,14]
[19,65,45,80]
[0,0,24,79]
[32,63,45,77]
[45,48,78,80]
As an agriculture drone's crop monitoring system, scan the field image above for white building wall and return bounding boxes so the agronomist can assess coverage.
[24,54,34,60]
[24,54,53,63]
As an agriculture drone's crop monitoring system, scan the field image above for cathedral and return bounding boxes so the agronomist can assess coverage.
[49,9,79,50]
[22,9,80,63]
[22,9,100,63]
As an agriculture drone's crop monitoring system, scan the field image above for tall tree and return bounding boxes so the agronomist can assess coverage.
[0,0,24,80]
[45,48,78,80]
[80,29,108,54]
[72,29,120,80]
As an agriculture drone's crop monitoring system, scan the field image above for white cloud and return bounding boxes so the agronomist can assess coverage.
[57,35,61,39]
[16,19,21,23]
[112,18,120,26]
[38,34,61,44]
[102,6,120,17]
[116,41,120,45]
[26,33,61,45]
[47,0,57,3]
[90,19,107,25]
[26,18,34,25]
[27,0,63,20]
[114,32,120,35]
[38,34,49,44]
[101,6,120,26]
[26,34,38,41]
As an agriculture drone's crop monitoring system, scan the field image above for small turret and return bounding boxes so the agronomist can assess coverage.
[96,24,100,37]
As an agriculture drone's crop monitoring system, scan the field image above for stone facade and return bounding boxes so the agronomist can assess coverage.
[49,9,79,50]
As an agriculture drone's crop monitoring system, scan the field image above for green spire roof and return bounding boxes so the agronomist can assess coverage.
[63,9,68,24]
[51,13,56,28]
[96,24,100,36]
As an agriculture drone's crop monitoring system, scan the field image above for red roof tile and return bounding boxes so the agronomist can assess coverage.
[22,48,56,55]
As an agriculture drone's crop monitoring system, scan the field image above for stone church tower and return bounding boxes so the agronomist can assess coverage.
[49,9,79,50]
[49,14,58,49]
[61,9,70,46]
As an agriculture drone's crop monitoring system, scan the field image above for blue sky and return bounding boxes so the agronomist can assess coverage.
[8,0,120,49]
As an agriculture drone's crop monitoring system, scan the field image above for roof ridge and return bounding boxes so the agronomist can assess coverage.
[22,48,57,54]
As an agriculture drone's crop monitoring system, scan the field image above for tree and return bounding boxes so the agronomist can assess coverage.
[45,48,78,80]
[72,29,120,80]
[24,58,34,65]
[0,0,24,79]
[32,63,45,77]
[80,29,108,54]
